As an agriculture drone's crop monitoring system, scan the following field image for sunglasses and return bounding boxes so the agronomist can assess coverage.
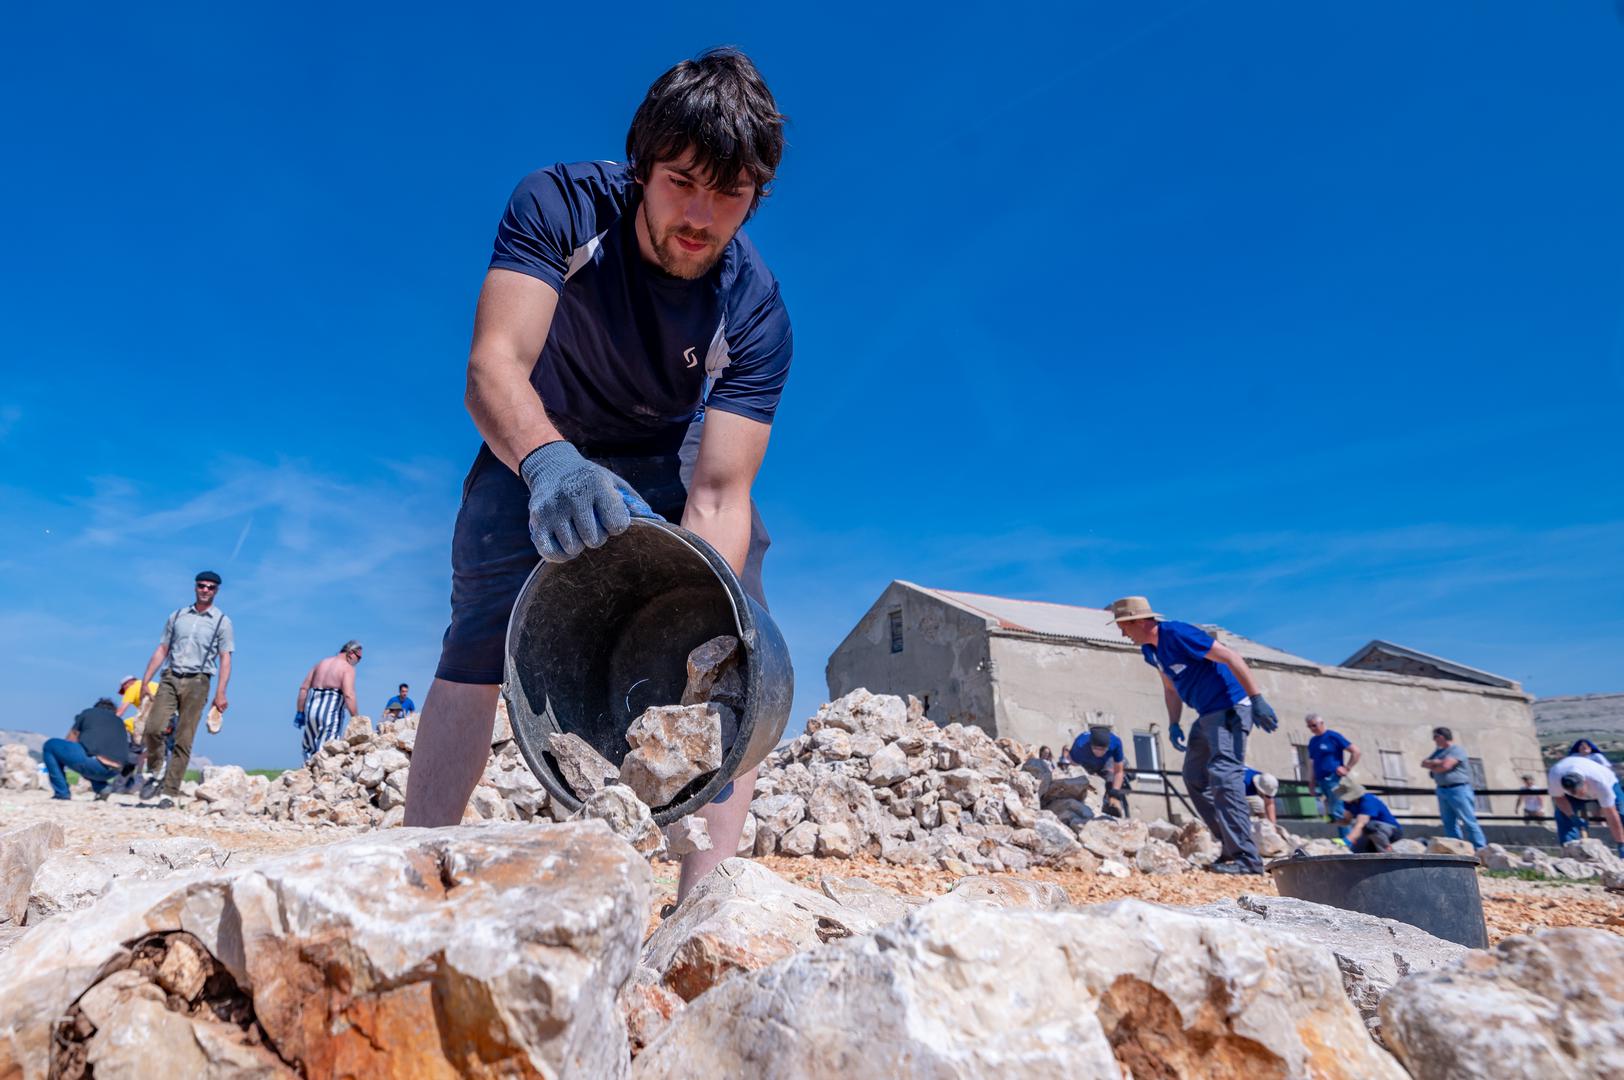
[195,582,219,591]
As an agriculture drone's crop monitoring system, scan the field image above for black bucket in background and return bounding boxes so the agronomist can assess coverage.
[1267,852,1489,948]
[502,518,794,825]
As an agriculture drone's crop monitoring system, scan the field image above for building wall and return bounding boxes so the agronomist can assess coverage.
[986,635,1540,822]
[824,586,997,733]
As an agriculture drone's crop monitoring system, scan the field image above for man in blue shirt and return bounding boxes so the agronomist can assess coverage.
[383,683,416,720]
[1334,778,1402,853]
[1305,713,1362,835]
[1069,724,1130,818]
[1108,596,1280,875]
[405,50,791,902]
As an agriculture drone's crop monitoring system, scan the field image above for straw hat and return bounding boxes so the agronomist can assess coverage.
[1333,777,1365,802]
[1106,596,1161,624]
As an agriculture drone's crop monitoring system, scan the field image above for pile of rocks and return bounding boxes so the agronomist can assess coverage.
[1,744,44,792]
[745,689,1234,875]
[1480,837,1624,888]
[254,703,551,829]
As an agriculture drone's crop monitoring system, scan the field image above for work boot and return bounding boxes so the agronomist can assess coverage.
[1207,860,1264,876]
[139,775,161,801]
[94,789,112,802]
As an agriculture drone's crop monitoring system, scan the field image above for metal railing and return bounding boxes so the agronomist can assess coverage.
[1119,768,1578,827]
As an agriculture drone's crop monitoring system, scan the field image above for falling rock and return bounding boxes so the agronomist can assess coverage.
[819,875,926,924]
[1381,928,1624,1078]
[941,875,1069,910]
[1189,893,1467,1037]
[1135,837,1187,876]
[680,634,741,707]
[549,732,620,799]
[641,858,878,1002]
[621,704,723,808]
[1044,774,1093,804]
[633,897,1406,1079]
[0,822,64,925]
[575,785,666,857]
[0,823,651,1080]
[666,816,713,857]
[1425,836,1477,857]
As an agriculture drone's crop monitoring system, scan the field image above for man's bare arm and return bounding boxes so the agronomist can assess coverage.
[682,410,771,575]
[140,643,168,700]
[466,269,567,471]
[1160,674,1183,725]
[1205,641,1261,697]
[342,663,359,718]
[1344,742,1363,772]
[214,652,231,712]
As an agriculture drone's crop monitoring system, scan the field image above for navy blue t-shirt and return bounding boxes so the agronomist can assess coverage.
[1346,793,1400,832]
[1070,732,1125,776]
[1141,621,1246,717]
[1308,730,1352,782]
[490,161,792,450]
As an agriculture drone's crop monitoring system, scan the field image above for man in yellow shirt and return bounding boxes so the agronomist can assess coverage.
[117,676,159,735]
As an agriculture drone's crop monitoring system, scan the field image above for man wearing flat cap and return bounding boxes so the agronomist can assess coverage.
[1107,595,1279,875]
[136,570,234,807]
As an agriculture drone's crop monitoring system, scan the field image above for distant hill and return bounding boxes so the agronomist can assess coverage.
[0,729,47,759]
[1534,694,1624,764]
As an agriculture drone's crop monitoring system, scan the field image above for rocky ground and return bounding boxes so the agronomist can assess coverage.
[6,686,1624,1076]
[5,785,1619,953]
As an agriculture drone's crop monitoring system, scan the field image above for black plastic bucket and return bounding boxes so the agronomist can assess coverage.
[502,518,794,825]
[1267,852,1488,948]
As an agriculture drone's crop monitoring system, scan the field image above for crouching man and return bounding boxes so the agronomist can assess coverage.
[405,49,792,903]
[42,698,135,801]
[1336,779,1403,853]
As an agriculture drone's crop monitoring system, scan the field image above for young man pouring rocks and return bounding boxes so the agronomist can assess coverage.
[405,49,791,901]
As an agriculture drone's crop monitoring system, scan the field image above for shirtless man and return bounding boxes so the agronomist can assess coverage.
[405,49,791,901]
[296,641,363,759]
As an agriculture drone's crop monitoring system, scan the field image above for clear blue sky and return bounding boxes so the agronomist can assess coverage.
[3,3,1622,768]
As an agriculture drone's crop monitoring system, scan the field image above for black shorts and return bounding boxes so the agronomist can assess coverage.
[435,431,770,685]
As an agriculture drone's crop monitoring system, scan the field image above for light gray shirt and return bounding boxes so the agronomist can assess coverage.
[160,605,235,675]
[1427,743,1472,788]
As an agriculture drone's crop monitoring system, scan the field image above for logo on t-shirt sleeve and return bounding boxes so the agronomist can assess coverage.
[683,346,699,369]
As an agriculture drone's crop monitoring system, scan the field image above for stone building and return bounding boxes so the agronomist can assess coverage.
[825,582,1542,822]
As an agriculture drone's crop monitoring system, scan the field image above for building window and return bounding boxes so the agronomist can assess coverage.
[1378,749,1410,811]
[1291,743,1312,784]
[1132,731,1160,774]
[1469,758,1491,813]
[888,610,904,653]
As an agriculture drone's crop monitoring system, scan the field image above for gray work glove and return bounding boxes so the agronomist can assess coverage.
[520,442,655,562]
[1250,693,1279,733]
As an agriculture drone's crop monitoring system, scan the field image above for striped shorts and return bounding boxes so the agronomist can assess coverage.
[301,687,348,761]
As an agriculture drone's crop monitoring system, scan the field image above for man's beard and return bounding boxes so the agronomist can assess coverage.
[642,199,727,280]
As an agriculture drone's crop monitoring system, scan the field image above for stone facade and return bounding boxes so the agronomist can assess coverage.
[827,582,1542,822]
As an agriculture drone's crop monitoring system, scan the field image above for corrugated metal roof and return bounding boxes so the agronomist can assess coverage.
[918,586,1322,669]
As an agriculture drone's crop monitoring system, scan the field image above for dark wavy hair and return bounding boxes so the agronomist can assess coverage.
[626,47,785,214]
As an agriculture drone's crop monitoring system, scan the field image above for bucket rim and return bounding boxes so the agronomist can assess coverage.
[1266,852,1483,871]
